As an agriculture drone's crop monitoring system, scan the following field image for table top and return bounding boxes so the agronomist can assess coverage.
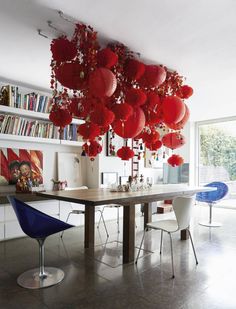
[37,184,215,206]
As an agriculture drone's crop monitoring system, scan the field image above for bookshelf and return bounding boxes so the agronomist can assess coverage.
[0,84,84,147]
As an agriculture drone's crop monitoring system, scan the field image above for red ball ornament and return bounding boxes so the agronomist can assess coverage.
[112,103,133,121]
[125,88,147,107]
[124,59,145,81]
[90,106,115,127]
[162,132,186,149]
[89,68,117,98]
[117,146,135,160]
[49,106,72,128]
[50,37,77,62]
[78,122,100,140]
[167,104,190,130]
[145,140,162,151]
[162,96,185,125]
[97,48,118,69]
[83,140,102,157]
[140,65,166,88]
[167,154,184,167]
[176,85,193,99]
[55,62,87,90]
[112,107,145,138]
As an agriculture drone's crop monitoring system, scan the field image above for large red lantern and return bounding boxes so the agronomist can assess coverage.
[112,107,145,138]
[162,96,185,125]
[117,146,135,160]
[167,104,190,130]
[90,106,115,127]
[50,37,77,62]
[167,154,184,167]
[49,106,72,128]
[55,62,87,90]
[124,59,145,81]
[162,132,186,149]
[89,68,117,98]
[125,88,147,107]
[97,48,118,69]
[140,65,166,88]
[112,103,133,121]
[176,85,193,99]
[83,140,102,157]
[78,122,100,140]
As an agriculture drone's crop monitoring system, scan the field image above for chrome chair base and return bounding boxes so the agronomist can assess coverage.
[199,221,222,227]
[17,267,64,289]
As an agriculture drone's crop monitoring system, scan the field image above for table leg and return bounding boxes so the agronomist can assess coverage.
[84,205,95,248]
[144,202,152,229]
[181,228,189,240]
[123,204,135,264]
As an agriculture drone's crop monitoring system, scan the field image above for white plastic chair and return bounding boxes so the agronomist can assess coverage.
[135,196,198,278]
[61,186,109,238]
[97,204,122,233]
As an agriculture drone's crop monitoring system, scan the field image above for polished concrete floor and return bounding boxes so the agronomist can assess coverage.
[1,205,236,309]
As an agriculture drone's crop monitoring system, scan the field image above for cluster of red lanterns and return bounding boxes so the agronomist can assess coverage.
[49,22,193,165]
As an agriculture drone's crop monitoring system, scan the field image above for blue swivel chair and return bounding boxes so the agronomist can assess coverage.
[7,196,74,289]
[196,182,228,227]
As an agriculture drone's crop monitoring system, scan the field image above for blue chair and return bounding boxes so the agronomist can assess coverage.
[7,196,74,289]
[196,182,228,227]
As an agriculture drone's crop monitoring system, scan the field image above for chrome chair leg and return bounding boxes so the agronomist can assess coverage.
[135,227,148,264]
[169,233,175,278]
[187,229,198,265]
[97,206,105,228]
[160,230,163,254]
[97,209,109,238]
[61,212,72,238]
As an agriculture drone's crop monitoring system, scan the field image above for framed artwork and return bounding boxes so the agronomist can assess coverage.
[0,148,43,186]
[106,130,129,156]
[101,172,118,185]
[119,176,129,185]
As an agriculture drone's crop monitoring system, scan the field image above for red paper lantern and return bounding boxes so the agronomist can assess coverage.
[117,146,135,160]
[167,104,190,130]
[144,110,162,126]
[140,65,166,88]
[125,88,147,107]
[90,106,115,127]
[78,122,100,140]
[145,140,162,151]
[49,106,72,128]
[162,96,185,125]
[50,37,77,62]
[112,107,145,138]
[97,48,118,69]
[112,103,133,121]
[124,59,145,81]
[55,62,87,90]
[145,91,161,110]
[83,140,102,157]
[142,130,160,144]
[89,68,117,98]
[176,85,193,99]
[167,154,184,167]
[162,132,186,149]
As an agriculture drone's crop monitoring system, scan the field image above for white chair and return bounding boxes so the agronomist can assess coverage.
[97,204,122,233]
[61,186,109,238]
[135,196,198,278]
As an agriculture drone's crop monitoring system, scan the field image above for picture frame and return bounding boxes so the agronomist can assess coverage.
[101,172,118,185]
[106,130,129,157]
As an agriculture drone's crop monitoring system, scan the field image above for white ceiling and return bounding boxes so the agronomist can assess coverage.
[0,0,236,121]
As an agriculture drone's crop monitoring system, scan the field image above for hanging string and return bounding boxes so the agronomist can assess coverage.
[58,10,75,25]
[47,21,67,36]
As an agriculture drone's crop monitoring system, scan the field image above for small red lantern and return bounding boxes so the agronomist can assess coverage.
[167,154,184,167]
[142,130,160,144]
[117,146,135,160]
[97,48,118,68]
[49,106,72,128]
[162,96,185,125]
[90,106,115,127]
[162,132,186,149]
[83,140,102,157]
[112,103,133,121]
[112,107,145,138]
[78,122,100,140]
[124,59,145,81]
[176,85,193,99]
[50,37,77,62]
[125,88,147,107]
[140,65,166,88]
[145,140,162,151]
[89,68,117,98]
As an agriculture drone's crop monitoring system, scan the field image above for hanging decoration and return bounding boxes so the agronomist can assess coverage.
[49,20,194,166]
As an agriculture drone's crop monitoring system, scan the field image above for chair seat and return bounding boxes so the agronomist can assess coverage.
[147,220,178,233]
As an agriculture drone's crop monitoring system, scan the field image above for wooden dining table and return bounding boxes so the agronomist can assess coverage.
[37,184,214,264]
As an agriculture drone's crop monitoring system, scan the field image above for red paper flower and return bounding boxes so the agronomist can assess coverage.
[49,106,72,128]
[167,154,184,167]
[97,48,118,68]
[83,140,102,157]
[125,88,147,107]
[50,37,77,62]
[117,146,135,160]
[90,106,115,127]
[176,85,193,99]
[78,122,100,140]
[112,103,133,121]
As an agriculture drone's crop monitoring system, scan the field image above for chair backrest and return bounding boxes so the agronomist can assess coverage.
[173,196,194,230]
[7,196,73,239]
[196,182,228,203]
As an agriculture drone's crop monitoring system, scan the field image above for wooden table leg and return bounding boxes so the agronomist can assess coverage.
[144,202,152,229]
[181,228,189,240]
[123,204,135,264]
[84,205,95,248]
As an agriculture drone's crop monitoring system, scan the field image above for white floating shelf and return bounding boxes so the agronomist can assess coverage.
[60,140,84,147]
